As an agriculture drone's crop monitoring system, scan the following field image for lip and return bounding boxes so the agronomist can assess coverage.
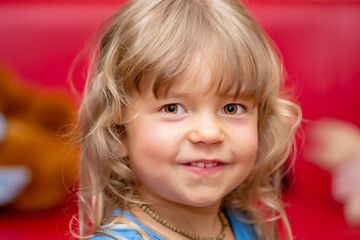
[183,159,226,164]
[181,159,227,176]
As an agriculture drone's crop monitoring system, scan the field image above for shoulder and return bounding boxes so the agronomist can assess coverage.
[89,210,162,240]
[89,228,142,240]
[88,210,144,240]
[225,209,258,240]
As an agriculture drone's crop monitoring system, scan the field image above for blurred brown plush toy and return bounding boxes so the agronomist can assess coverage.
[0,67,78,210]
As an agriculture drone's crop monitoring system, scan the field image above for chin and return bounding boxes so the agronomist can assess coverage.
[180,196,222,208]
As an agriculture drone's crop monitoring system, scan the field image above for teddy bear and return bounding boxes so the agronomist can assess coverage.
[0,66,78,210]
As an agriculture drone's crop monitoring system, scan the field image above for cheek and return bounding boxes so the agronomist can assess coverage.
[247,127,258,156]
[126,118,180,165]
[244,127,259,176]
[237,122,258,145]
[233,123,258,162]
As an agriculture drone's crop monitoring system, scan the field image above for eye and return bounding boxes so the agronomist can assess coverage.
[221,104,245,115]
[162,104,185,114]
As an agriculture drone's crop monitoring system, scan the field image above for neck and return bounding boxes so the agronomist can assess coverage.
[130,191,224,238]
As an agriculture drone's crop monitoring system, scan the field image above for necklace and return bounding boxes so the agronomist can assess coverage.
[137,203,229,240]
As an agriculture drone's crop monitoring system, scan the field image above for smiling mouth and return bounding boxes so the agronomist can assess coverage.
[182,160,225,175]
[184,162,219,168]
[182,160,226,168]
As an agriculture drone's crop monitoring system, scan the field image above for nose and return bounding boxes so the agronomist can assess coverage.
[188,113,225,144]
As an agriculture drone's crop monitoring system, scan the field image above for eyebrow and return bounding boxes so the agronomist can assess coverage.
[165,91,251,102]
[166,92,189,98]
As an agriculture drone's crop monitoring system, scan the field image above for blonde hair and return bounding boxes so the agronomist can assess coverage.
[75,0,302,239]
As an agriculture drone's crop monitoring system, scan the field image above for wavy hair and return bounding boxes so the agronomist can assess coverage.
[75,0,302,239]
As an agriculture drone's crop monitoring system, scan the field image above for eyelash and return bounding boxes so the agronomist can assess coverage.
[160,103,246,115]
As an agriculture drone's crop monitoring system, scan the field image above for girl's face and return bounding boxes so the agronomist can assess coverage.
[120,73,258,208]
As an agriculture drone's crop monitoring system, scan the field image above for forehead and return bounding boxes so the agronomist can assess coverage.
[164,55,217,95]
[110,0,279,108]
[139,64,249,101]
[124,18,274,105]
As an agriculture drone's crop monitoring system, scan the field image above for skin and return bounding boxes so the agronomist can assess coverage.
[118,73,259,239]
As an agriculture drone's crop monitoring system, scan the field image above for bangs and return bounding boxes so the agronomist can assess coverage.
[117,0,280,104]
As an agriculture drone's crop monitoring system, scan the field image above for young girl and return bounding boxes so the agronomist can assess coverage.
[76,0,301,239]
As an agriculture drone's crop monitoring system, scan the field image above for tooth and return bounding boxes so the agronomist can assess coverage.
[213,162,217,167]
[197,162,205,168]
[205,163,212,168]
[191,162,196,166]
